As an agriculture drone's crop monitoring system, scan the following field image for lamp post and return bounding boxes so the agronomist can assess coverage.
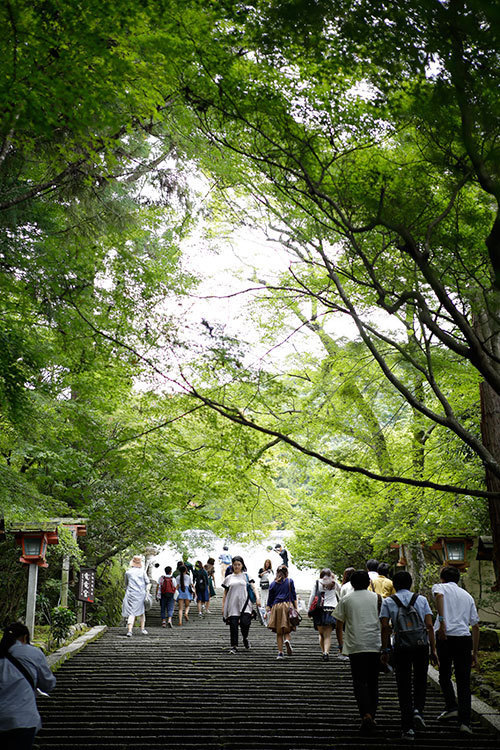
[16,531,58,635]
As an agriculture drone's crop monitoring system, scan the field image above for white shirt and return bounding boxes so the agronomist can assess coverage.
[340,581,354,599]
[432,581,479,636]
[308,580,338,609]
[334,589,381,655]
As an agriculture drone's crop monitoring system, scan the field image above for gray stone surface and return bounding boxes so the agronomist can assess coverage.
[35,603,499,749]
[47,625,107,670]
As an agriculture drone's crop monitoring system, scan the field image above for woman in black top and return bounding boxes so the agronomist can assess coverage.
[193,560,210,617]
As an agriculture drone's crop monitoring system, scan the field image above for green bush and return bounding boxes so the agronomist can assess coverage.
[50,605,76,646]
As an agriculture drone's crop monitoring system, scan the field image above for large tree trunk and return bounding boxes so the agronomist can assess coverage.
[480,381,500,590]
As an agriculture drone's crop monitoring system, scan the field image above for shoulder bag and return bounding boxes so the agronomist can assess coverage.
[5,654,36,690]
[288,579,301,627]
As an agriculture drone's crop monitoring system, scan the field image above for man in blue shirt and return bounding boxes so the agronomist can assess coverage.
[380,571,438,741]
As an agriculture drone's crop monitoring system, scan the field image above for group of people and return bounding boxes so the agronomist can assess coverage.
[331,561,479,740]
[222,555,481,741]
[122,556,217,631]
[0,551,484,749]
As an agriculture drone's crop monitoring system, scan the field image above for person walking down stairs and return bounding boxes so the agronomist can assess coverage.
[222,556,259,654]
[267,565,298,660]
[193,561,210,617]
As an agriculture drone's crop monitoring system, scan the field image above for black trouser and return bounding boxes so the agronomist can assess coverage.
[349,652,380,719]
[436,635,472,725]
[393,645,429,730]
[228,613,252,647]
[0,727,37,750]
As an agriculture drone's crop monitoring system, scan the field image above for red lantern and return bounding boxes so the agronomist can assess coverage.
[16,530,59,567]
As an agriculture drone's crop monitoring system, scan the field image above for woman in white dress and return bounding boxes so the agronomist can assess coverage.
[122,555,150,637]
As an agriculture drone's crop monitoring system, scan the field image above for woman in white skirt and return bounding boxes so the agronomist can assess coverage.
[122,555,150,637]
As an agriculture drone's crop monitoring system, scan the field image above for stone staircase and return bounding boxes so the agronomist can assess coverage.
[35,599,499,749]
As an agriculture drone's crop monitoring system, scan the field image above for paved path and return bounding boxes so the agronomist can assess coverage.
[36,603,499,749]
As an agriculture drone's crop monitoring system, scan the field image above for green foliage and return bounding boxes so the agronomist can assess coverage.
[50,605,76,646]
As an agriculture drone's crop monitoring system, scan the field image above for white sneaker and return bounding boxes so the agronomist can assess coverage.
[401,729,415,741]
[337,653,349,660]
[141,629,148,635]
[276,652,284,659]
[126,631,132,637]
[459,724,473,735]
[284,640,293,656]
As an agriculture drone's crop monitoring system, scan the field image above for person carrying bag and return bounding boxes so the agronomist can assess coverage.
[307,568,339,661]
[221,556,259,653]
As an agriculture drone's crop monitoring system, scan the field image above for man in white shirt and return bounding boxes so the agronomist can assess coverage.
[334,570,381,735]
[432,566,479,735]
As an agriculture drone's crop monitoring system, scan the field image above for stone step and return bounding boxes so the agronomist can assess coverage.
[35,602,499,749]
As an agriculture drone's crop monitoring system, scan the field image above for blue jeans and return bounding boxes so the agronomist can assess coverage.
[160,593,175,620]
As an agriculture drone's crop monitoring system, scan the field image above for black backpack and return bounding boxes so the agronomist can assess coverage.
[391,593,428,650]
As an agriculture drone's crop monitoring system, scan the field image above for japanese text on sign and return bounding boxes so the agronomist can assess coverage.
[78,568,96,603]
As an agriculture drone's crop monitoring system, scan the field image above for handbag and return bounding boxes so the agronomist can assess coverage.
[144,591,153,612]
[307,581,324,617]
[288,579,301,627]
[173,588,179,600]
[260,580,270,590]
[245,573,257,603]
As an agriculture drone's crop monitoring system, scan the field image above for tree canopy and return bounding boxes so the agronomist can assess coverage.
[1,0,500,601]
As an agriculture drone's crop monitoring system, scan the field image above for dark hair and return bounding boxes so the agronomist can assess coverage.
[351,570,370,590]
[275,565,288,582]
[377,563,390,577]
[319,568,336,590]
[207,557,215,565]
[342,567,355,585]
[274,544,282,550]
[366,559,379,572]
[0,622,30,658]
[440,566,460,584]
[164,566,172,575]
[263,559,273,570]
[393,571,412,591]
[195,560,203,569]
[231,556,247,571]
[178,564,187,591]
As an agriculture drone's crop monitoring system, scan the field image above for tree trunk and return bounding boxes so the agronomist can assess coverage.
[480,380,500,590]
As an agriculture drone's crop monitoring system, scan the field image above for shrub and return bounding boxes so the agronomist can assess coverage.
[50,605,76,646]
